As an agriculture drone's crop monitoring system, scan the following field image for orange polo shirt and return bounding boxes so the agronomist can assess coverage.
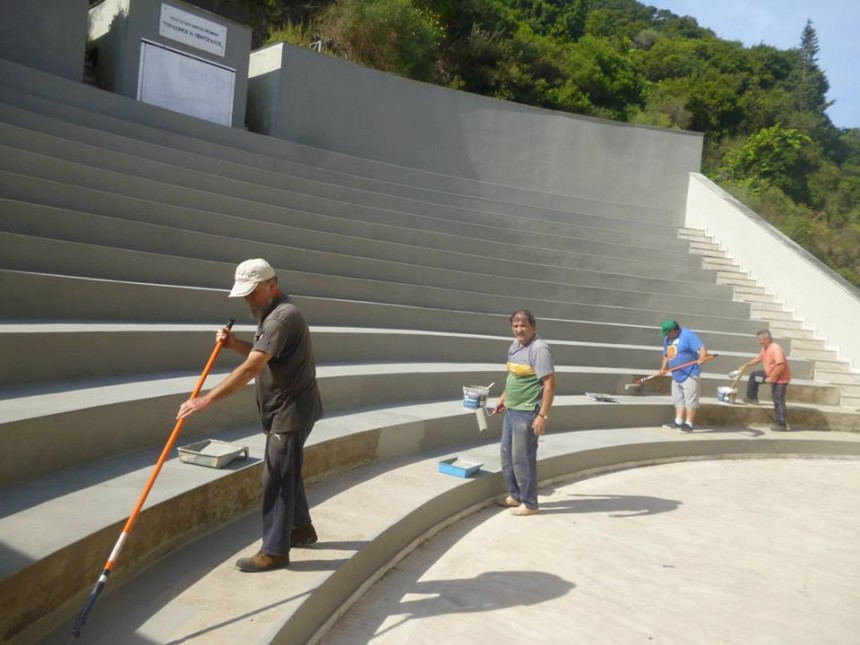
[757,342,792,384]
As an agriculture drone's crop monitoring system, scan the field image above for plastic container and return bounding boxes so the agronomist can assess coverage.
[462,385,490,410]
[716,386,737,404]
[177,439,249,469]
[438,457,483,478]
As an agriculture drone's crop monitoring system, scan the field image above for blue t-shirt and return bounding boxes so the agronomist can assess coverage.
[663,328,703,382]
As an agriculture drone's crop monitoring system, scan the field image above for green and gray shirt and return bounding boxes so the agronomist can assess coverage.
[505,335,555,410]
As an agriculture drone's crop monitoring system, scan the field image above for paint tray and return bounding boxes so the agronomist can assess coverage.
[438,457,483,478]
[177,439,249,469]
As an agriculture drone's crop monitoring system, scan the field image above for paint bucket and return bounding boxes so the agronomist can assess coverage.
[462,385,490,410]
[717,386,736,404]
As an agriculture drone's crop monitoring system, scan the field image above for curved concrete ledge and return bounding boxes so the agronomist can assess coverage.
[0,324,814,387]
[0,230,738,320]
[0,356,835,484]
[0,270,763,338]
[0,116,684,250]
[23,425,860,645]
[0,197,727,301]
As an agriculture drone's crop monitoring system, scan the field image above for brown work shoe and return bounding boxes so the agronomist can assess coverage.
[510,504,539,516]
[235,550,290,572]
[291,524,318,547]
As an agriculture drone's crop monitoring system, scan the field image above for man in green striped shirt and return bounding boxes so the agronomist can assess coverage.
[492,309,556,516]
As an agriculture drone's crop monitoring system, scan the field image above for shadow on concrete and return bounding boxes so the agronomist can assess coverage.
[347,570,574,642]
[696,425,766,437]
[323,506,574,643]
[539,493,681,517]
[162,589,314,645]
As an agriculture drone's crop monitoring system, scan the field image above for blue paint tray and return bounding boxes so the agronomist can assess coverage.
[438,457,483,478]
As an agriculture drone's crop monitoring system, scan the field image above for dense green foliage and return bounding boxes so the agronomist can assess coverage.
[188,0,860,287]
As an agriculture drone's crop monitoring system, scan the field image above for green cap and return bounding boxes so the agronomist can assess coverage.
[661,320,678,336]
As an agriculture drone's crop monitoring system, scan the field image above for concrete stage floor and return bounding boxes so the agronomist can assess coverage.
[324,458,860,645]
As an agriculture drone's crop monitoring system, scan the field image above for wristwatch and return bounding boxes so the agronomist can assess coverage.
[537,413,549,420]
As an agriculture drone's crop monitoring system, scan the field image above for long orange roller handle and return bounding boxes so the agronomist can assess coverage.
[70,319,235,640]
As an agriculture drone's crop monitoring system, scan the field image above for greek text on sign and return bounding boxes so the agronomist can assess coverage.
[159,3,227,57]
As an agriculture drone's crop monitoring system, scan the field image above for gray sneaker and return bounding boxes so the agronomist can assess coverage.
[662,421,682,429]
[680,422,694,433]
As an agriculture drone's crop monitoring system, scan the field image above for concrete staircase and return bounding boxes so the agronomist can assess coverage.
[0,57,857,644]
[681,227,860,408]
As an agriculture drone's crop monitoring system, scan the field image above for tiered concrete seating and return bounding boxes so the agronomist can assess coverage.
[0,57,854,644]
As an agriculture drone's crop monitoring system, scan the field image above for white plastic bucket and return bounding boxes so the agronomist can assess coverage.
[462,385,490,410]
[716,386,736,403]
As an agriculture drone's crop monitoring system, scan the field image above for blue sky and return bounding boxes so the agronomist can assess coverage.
[652,1,860,129]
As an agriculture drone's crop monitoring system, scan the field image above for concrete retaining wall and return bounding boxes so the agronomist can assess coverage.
[0,0,88,82]
[248,42,704,224]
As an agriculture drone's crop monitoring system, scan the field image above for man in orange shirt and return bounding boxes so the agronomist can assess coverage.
[735,329,792,431]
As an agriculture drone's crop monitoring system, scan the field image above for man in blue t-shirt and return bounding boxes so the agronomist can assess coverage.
[659,319,709,432]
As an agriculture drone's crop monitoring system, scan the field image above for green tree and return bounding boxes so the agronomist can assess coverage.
[795,19,830,113]
[721,123,816,203]
[317,0,443,81]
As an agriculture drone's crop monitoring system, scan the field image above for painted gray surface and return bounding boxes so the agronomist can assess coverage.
[87,0,251,128]
[0,96,684,237]
[0,56,683,214]
[0,0,88,82]
[249,42,703,224]
[17,425,860,644]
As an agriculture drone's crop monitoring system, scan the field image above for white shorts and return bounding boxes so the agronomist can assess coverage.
[672,377,700,409]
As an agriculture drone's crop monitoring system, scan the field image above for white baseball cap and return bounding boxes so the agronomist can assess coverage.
[229,258,276,297]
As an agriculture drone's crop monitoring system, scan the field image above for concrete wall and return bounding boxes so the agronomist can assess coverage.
[685,173,860,371]
[248,42,704,224]
[0,0,88,82]
[88,0,252,128]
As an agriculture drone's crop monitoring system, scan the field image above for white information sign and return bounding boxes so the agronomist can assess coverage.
[137,40,235,126]
[159,3,227,57]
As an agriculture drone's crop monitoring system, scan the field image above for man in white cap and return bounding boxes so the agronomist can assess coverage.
[178,259,323,572]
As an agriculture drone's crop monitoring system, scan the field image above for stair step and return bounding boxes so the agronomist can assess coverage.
[701,257,738,269]
[677,229,711,241]
[734,293,778,305]
[813,360,851,374]
[790,338,828,351]
[815,370,860,385]
[749,308,795,321]
[791,349,842,362]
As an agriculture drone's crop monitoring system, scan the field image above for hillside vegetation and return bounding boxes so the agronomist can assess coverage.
[187,0,860,287]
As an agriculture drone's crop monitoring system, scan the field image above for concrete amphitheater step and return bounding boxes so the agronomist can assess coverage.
[0,258,755,331]
[0,60,676,224]
[0,323,797,388]
[0,170,684,277]
[0,198,733,302]
[14,422,860,645]
[0,354,830,486]
[0,175,707,286]
[0,126,679,253]
[0,270,765,336]
[0,144,696,271]
[0,103,682,240]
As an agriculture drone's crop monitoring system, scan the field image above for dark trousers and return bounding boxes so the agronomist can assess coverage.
[261,421,314,556]
[747,371,789,426]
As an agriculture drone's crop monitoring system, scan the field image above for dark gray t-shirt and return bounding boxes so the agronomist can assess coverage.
[253,296,323,434]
